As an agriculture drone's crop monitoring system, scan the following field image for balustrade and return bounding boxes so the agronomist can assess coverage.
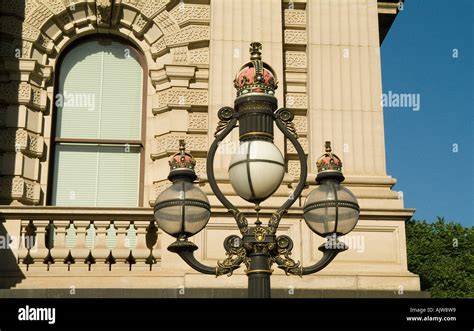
[1,207,161,272]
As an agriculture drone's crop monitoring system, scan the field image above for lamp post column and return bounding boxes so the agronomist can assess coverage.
[243,229,276,298]
[247,254,272,298]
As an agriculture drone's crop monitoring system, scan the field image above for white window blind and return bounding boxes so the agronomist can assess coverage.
[51,144,140,207]
[56,40,143,140]
[51,40,143,207]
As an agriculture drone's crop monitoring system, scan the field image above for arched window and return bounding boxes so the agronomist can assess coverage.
[49,38,145,207]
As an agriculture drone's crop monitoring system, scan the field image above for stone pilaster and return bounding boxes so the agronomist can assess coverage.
[306,0,386,177]
[208,0,286,170]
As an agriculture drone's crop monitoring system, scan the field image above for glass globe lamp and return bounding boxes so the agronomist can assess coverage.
[228,140,285,203]
[154,140,211,239]
[303,142,359,237]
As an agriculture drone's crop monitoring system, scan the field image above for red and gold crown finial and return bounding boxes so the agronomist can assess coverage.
[233,42,278,97]
[169,140,196,172]
[316,141,343,173]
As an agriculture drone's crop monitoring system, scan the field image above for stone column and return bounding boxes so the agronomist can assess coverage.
[306,0,387,177]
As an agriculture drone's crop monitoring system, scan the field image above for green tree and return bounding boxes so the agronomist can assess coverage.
[406,217,474,298]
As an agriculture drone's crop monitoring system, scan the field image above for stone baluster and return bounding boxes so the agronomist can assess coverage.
[70,220,91,269]
[90,220,110,267]
[29,220,50,268]
[43,221,55,270]
[17,220,35,269]
[84,221,97,269]
[124,222,137,270]
[147,222,161,269]
[50,220,70,268]
[105,222,117,270]
[113,221,131,267]
[134,221,152,269]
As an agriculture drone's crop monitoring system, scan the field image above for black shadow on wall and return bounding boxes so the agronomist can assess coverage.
[0,1,27,288]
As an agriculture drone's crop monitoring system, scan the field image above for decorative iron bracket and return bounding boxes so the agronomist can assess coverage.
[207,107,249,236]
[267,108,308,234]
[216,235,249,276]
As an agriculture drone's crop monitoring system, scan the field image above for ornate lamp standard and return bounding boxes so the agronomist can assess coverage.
[154,43,360,298]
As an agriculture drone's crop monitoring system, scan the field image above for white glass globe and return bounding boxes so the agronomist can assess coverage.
[154,181,211,238]
[303,180,359,237]
[228,140,285,203]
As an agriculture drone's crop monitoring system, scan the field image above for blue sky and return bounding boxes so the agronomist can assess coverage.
[381,0,473,226]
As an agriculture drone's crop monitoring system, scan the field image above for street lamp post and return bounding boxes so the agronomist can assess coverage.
[154,43,360,298]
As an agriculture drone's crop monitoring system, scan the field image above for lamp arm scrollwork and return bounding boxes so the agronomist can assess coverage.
[300,249,340,275]
[168,240,217,275]
[274,248,341,277]
[268,108,308,234]
[176,250,218,275]
[174,236,247,277]
[301,239,349,275]
[272,236,347,276]
[207,107,249,235]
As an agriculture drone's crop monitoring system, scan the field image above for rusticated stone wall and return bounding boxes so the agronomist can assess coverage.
[0,0,211,206]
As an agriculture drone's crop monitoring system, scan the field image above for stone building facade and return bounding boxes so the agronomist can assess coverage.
[0,0,420,295]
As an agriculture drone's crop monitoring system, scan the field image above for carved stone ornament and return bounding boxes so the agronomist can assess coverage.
[96,0,113,25]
